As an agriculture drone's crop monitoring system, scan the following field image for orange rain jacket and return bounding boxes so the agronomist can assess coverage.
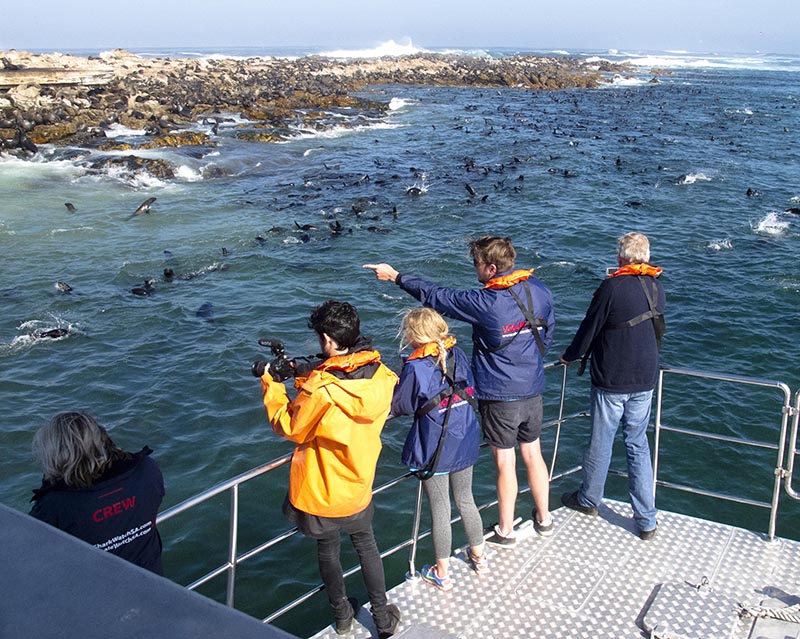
[261,349,398,518]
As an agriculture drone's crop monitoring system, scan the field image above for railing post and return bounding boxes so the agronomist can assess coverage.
[766,385,793,540]
[782,390,800,501]
[226,484,239,606]
[653,369,665,502]
[405,480,424,581]
[548,362,568,480]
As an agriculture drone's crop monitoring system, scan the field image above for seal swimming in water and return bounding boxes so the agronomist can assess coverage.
[55,281,73,293]
[131,279,155,296]
[132,197,157,216]
[64,202,76,213]
[35,328,69,339]
[195,302,215,322]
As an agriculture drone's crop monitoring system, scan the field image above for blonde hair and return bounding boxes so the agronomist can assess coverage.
[618,232,650,263]
[33,412,127,489]
[400,307,451,375]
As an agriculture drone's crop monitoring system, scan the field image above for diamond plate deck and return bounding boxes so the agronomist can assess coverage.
[309,500,800,639]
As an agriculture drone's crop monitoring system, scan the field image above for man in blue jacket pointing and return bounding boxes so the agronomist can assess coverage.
[364,235,556,546]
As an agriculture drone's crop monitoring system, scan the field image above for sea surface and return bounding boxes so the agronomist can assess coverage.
[2,43,799,635]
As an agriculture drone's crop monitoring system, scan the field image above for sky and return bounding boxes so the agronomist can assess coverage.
[2,0,797,55]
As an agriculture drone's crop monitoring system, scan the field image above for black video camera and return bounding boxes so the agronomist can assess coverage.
[251,338,324,381]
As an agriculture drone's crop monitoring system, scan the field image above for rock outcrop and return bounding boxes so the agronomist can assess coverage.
[0,49,632,155]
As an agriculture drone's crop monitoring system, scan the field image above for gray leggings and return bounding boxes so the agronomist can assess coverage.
[422,466,484,561]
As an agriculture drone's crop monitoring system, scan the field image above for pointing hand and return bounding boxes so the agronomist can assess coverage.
[362,263,399,283]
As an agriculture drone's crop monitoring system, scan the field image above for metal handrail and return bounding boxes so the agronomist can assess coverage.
[654,365,793,540]
[784,388,800,500]
[156,361,799,625]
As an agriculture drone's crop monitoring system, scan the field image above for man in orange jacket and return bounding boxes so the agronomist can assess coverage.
[260,300,401,637]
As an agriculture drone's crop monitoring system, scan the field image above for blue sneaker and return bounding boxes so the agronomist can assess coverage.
[420,565,454,591]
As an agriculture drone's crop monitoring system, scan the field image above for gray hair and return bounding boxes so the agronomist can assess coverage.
[32,412,126,488]
[617,232,650,263]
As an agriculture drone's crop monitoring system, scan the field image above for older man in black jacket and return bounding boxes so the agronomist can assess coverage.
[559,232,665,540]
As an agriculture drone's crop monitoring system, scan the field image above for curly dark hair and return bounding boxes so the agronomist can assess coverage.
[308,300,360,349]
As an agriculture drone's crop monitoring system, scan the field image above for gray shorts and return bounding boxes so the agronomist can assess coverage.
[479,396,543,449]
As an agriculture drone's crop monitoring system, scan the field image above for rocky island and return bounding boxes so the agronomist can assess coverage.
[0,49,633,177]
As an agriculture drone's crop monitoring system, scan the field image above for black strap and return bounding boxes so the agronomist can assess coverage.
[508,282,546,355]
[606,277,660,329]
[413,351,478,480]
[474,281,546,356]
[577,275,663,376]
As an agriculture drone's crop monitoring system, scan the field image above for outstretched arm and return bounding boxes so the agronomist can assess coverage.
[363,263,399,283]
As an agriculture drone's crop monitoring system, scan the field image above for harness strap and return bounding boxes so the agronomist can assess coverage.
[578,276,664,376]
[606,277,661,329]
[474,281,546,356]
[413,351,478,480]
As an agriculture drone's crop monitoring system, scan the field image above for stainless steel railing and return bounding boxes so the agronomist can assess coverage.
[156,360,799,624]
[653,365,793,541]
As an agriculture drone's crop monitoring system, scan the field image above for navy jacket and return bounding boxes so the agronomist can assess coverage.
[562,274,666,393]
[392,345,480,473]
[30,448,165,574]
[397,271,555,400]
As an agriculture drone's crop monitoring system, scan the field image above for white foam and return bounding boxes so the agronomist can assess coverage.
[318,38,426,59]
[284,121,402,142]
[707,238,733,251]
[407,173,429,194]
[618,52,799,73]
[605,74,650,87]
[751,212,790,236]
[436,48,492,58]
[0,153,85,179]
[50,226,95,235]
[102,165,169,189]
[175,165,204,182]
[388,97,415,111]
[303,147,325,157]
[104,123,147,138]
[789,196,800,204]
[676,173,712,185]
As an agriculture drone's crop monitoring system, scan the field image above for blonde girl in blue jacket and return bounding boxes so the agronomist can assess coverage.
[391,307,488,590]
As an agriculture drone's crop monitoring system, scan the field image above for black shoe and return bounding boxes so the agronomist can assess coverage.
[532,509,554,537]
[375,603,401,639]
[334,597,359,635]
[639,524,658,541]
[484,523,517,549]
[560,490,599,516]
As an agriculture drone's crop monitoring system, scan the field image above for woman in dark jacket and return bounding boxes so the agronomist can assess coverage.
[30,411,165,574]
[391,308,487,591]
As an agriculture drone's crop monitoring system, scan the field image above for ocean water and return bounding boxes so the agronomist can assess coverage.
[2,44,800,635]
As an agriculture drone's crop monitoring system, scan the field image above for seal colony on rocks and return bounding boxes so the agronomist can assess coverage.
[0,49,631,157]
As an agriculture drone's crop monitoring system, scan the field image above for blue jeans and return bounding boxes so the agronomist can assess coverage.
[578,386,657,531]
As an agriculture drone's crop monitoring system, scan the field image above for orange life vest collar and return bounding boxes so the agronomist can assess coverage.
[319,349,382,373]
[406,336,457,362]
[609,263,662,278]
[483,268,534,290]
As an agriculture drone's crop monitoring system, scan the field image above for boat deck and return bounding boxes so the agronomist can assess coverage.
[311,500,800,639]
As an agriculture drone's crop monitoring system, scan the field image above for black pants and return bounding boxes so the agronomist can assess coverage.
[316,525,389,625]
[283,497,391,627]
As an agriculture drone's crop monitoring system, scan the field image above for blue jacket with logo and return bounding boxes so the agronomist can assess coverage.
[396,271,555,400]
[392,344,480,473]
